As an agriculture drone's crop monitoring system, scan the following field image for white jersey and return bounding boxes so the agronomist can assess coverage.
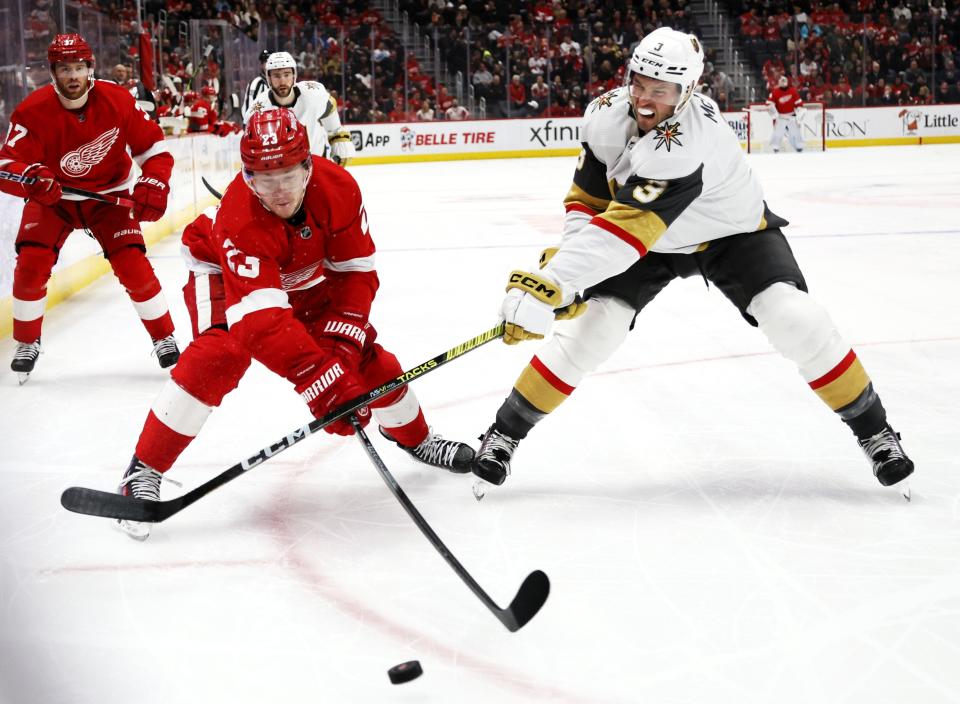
[244,80,336,158]
[545,87,770,299]
[241,75,268,125]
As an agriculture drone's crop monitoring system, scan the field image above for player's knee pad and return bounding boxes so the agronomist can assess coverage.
[109,245,161,298]
[536,295,634,386]
[13,245,57,293]
[170,328,252,406]
[749,282,845,370]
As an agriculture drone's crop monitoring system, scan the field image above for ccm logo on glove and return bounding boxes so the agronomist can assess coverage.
[299,362,345,403]
[507,271,560,303]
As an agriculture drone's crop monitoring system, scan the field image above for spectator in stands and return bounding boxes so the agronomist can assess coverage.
[415,99,435,121]
[530,74,550,108]
[508,73,527,116]
[445,98,470,120]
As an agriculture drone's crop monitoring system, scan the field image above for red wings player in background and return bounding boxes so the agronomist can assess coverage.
[0,33,179,382]
[766,75,806,152]
[116,108,475,540]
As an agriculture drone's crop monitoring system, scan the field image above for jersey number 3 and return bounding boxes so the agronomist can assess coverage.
[223,239,261,279]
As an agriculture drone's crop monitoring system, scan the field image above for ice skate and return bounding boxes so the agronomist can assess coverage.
[858,424,914,491]
[116,456,180,540]
[379,427,475,473]
[11,339,41,385]
[151,334,180,369]
[472,425,519,487]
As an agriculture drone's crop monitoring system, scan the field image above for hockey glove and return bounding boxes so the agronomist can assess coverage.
[21,164,62,206]
[501,270,563,345]
[328,131,355,166]
[315,312,368,371]
[538,246,588,321]
[296,357,370,436]
[132,175,169,222]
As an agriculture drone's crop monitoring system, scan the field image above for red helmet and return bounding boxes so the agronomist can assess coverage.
[201,85,217,97]
[183,90,199,103]
[48,33,94,68]
[241,108,310,172]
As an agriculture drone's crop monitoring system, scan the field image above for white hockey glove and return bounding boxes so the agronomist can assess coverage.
[539,246,588,321]
[501,270,565,345]
[793,105,807,121]
[328,130,355,165]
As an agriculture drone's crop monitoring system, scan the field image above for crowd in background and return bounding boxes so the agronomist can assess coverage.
[8,0,960,136]
[732,0,960,106]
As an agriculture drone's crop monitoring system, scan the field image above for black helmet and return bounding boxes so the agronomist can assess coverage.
[258,49,270,63]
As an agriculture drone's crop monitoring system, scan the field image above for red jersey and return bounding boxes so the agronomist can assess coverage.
[768,86,804,115]
[186,98,216,133]
[213,156,378,382]
[0,80,172,199]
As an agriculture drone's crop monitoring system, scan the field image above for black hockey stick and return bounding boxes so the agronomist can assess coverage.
[60,323,506,523]
[0,170,135,208]
[350,416,549,632]
[200,176,223,200]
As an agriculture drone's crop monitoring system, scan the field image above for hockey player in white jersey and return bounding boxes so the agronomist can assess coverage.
[472,27,914,492]
[243,51,355,165]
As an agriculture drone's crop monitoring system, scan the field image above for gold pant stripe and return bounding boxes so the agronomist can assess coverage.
[515,364,571,413]
[812,358,871,410]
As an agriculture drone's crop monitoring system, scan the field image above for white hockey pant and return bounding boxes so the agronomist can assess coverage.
[535,295,635,388]
[747,282,849,383]
[770,116,803,152]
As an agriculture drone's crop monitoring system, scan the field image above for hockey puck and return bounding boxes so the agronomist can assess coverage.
[388,660,423,685]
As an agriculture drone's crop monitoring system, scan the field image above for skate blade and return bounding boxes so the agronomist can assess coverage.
[116,519,152,541]
[471,479,487,502]
[900,481,911,502]
[16,371,31,385]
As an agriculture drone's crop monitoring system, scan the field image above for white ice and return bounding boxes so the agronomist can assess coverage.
[1,146,959,704]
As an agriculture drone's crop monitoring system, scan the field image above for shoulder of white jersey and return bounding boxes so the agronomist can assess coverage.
[296,81,330,101]
[581,86,636,162]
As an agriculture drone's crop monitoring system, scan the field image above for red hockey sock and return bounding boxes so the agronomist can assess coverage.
[12,246,57,343]
[109,246,174,340]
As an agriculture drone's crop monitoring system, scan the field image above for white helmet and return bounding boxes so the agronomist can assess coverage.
[265,51,297,82]
[627,28,705,115]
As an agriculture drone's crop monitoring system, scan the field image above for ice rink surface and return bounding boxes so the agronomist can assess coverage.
[1,145,959,704]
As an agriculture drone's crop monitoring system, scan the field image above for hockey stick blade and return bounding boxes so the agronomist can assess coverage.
[60,324,505,523]
[501,569,550,632]
[352,417,549,632]
[61,487,170,521]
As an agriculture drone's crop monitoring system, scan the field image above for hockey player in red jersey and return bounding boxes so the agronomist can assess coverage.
[767,75,806,152]
[116,107,475,540]
[0,33,179,382]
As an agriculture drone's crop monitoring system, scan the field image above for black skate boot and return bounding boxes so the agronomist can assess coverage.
[11,339,41,385]
[472,425,520,486]
[379,427,475,473]
[116,456,170,541]
[152,335,180,369]
[858,424,915,487]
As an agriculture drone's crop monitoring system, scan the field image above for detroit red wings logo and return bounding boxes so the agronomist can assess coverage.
[60,127,120,177]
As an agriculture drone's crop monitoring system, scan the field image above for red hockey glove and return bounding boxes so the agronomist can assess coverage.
[132,175,169,222]
[315,313,368,371]
[21,164,62,206]
[295,357,370,436]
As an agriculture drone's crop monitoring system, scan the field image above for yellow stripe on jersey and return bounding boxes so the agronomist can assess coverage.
[564,182,611,213]
[593,201,668,254]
